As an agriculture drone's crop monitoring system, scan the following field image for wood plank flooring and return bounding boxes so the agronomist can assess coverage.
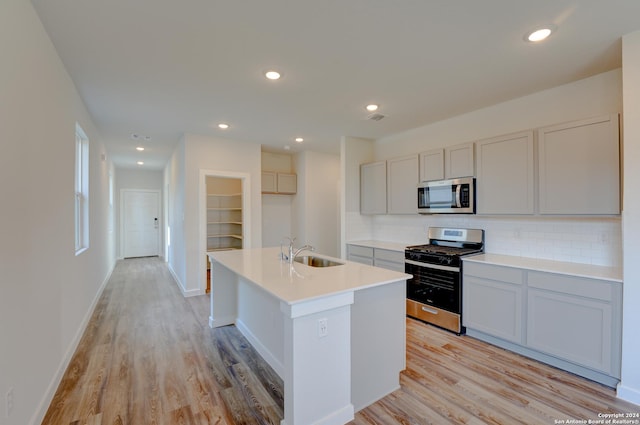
[42,257,638,425]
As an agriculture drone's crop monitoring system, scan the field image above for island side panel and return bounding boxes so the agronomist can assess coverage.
[282,302,355,425]
[236,276,285,378]
[351,280,406,411]
[209,259,239,328]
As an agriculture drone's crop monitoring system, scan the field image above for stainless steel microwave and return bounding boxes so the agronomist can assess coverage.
[417,177,475,214]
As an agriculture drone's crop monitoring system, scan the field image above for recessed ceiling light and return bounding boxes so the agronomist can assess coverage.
[131,133,139,140]
[366,104,379,112]
[136,146,145,151]
[265,70,282,80]
[295,137,304,143]
[137,161,144,165]
[218,123,230,129]
[525,25,556,42]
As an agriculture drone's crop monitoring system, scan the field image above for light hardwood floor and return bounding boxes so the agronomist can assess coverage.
[43,257,638,424]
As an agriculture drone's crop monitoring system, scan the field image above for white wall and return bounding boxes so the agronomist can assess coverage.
[619,30,640,405]
[0,1,115,423]
[345,70,623,267]
[165,138,186,287]
[291,151,341,257]
[165,133,262,295]
[115,168,163,258]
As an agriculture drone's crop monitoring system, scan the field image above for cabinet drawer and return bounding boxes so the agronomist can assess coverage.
[463,262,524,284]
[348,245,374,257]
[528,271,613,301]
[349,255,374,266]
[374,258,404,272]
[374,248,404,263]
[407,299,461,333]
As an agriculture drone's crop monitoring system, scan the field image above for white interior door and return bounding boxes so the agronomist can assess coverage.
[122,190,160,258]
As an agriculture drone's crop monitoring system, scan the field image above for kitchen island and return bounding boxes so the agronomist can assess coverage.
[207,247,411,425]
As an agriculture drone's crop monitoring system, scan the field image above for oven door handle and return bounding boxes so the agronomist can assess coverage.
[421,306,439,315]
[405,259,458,272]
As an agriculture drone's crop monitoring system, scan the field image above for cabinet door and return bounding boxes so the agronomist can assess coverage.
[538,115,620,215]
[463,275,523,343]
[387,155,419,214]
[373,249,405,272]
[277,173,297,194]
[419,149,444,182]
[476,131,535,214]
[527,288,613,374]
[347,245,374,265]
[360,161,387,214]
[445,142,475,179]
[261,171,277,193]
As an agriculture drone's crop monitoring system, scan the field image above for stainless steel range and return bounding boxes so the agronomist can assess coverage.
[405,227,484,334]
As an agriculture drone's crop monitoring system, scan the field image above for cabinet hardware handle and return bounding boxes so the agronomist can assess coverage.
[421,306,438,315]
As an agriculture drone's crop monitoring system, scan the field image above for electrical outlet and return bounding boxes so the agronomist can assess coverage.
[6,387,14,418]
[318,318,328,338]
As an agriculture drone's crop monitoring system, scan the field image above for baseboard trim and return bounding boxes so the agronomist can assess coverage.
[236,318,285,379]
[30,261,116,425]
[617,382,640,406]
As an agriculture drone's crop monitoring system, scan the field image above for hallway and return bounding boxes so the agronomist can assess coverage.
[42,257,283,424]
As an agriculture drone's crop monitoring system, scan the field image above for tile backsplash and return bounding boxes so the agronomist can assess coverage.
[345,212,622,267]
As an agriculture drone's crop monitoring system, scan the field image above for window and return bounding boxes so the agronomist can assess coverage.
[75,123,89,254]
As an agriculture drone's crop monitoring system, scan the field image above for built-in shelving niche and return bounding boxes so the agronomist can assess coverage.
[206,176,243,292]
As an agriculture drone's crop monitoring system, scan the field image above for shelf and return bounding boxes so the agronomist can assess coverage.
[208,193,242,197]
[207,207,242,211]
[207,234,243,240]
[207,221,242,225]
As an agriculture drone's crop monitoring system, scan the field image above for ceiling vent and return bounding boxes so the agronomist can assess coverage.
[367,113,385,121]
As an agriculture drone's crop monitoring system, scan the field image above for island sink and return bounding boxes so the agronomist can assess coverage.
[293,255,344,267]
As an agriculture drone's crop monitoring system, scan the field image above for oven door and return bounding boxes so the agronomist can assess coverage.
[405,259,460,314]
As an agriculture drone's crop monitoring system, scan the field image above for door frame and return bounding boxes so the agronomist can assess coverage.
[119,188,161,259]
[199,169,252,293]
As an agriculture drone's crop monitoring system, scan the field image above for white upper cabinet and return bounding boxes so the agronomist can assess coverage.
[262,171,277,193]
[262,171,297,194]
[277,173,297,194]
[360,161,387,215]
[537,115,620,215]
[387,155,419,214]
[419,148,444,182]
[445,142,475,179]
[476,131,535,215]
[419,143,474,182]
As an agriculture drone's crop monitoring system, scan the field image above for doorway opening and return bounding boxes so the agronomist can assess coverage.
[199,170,251,294]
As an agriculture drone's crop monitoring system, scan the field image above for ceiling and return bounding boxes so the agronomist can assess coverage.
[31,0,640,170]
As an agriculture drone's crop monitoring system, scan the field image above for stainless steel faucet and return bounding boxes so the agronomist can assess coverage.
[291,244,315,263]
[280,237,314,264]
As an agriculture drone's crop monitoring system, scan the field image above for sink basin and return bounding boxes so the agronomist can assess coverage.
[294,255,344,268]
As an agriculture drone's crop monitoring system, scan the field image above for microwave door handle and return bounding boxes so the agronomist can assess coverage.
[455,184,462,208]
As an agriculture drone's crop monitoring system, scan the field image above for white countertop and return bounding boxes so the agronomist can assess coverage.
[347,240,410,252]
[208,247,412,305]
[464,253,622,283]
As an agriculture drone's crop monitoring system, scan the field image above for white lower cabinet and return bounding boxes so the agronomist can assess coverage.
[347,244,404,271]
[463,262,523,344]
[526,271,619,376]
[347,245,374,266]
[463,260,622,386]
